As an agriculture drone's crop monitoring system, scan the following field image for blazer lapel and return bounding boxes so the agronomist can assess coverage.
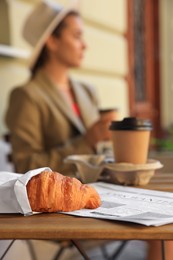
[71,80,100,128]
[35,72,86,134]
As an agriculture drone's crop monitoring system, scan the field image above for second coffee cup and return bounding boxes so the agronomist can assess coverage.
[109,117,152,164]
[99,108,119,122]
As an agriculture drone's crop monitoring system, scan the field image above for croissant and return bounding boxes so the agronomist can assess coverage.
[26,170,101,212]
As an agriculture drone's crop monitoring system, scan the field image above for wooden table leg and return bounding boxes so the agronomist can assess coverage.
[161,240,166,260]
[71,240,90,260]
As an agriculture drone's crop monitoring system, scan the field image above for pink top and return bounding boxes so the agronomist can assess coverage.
[60,86,81,117]
[72,102,81,117]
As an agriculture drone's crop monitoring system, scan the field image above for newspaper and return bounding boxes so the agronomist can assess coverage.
[64,182,173,226]
[1,170,173,226]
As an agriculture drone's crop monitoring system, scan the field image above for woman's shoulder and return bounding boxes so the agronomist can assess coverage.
[6,82,43,116]
[10,77,40,100]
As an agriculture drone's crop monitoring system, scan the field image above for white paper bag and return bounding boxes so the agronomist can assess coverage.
[0,167,51,215]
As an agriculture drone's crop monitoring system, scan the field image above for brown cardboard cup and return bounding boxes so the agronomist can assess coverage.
[99,108,119,122]
[109,117,152,164]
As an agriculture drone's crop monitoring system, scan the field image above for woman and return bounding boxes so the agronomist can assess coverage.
[5,1,112,175]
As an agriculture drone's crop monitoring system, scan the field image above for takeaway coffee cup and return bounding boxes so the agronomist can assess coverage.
[109,117,152,164]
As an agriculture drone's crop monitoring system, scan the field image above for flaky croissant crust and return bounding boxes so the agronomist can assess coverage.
[26,171,101,212]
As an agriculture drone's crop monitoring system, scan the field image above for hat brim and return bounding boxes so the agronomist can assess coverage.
[29,5,78,70]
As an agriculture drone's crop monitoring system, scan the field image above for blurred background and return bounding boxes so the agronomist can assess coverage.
[0,0,173,147]
[1,0,173,159]
[1,0,172,140]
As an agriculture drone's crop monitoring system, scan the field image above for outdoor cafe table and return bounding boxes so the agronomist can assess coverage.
[0,172,173,259]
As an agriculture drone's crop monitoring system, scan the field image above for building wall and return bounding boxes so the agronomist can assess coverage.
[159,0,173,128]
[0,0,129,136]
[73,0,129,118]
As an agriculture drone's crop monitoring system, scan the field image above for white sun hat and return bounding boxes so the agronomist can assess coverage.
[22,0,79,69]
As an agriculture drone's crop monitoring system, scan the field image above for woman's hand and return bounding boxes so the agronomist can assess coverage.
[84,119,112,149]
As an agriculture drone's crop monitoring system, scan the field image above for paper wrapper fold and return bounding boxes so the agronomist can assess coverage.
[0,167,51,215]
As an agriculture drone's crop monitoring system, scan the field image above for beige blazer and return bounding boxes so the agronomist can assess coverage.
[5,70,100,175]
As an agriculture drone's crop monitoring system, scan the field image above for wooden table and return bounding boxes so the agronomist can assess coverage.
[0,172,173,259]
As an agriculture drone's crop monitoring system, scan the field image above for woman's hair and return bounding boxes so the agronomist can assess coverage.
[31,11,79,76]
